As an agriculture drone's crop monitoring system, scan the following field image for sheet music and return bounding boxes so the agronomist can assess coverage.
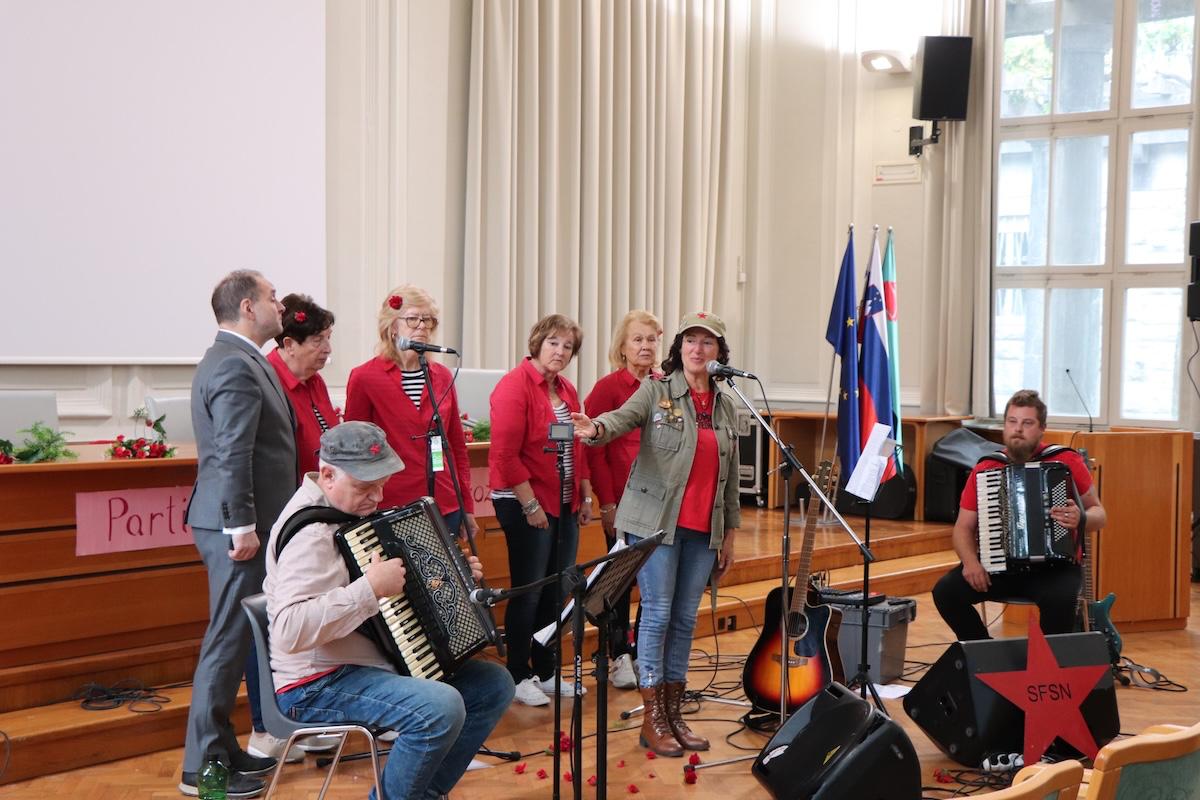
[845,423,893,502]
[533,538,628,647]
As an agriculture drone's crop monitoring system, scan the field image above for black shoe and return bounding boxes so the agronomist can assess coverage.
[228,749,278,777]
[179,770,266,798]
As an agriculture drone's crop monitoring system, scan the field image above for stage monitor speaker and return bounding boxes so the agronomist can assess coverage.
[1188,220,1200,320]
[754,682,921,800]
[902,632,1120,767]
[912,36,973,121]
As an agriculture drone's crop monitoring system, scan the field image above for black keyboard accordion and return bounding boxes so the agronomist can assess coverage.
[334,498,501,681]
[976,462,1083,574]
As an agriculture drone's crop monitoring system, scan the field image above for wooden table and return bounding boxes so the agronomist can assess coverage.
[764,412,971,520]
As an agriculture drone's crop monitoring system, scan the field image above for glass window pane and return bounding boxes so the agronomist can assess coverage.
[1126,128,1189,264]
[993,287,1045,412]
[1051,135,1109,265]
[1045,287,1105,418]
[1132,0,1195,108]
[1057,0,1114,113]
[1121,287,1182,419]
[997,139,1051,266]
[1002,0,1055,117]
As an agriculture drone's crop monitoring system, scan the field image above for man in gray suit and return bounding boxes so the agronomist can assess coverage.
[180,270,297,798]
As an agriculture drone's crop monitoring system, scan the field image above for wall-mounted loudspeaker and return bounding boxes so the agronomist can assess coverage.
[1187,220,1200,321]
[912,36,973,121]
[753,682,921,800]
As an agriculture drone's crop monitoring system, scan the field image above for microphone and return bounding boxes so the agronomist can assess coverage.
[706,360,757,380]
[396,336,459,355]
[469,586,506,606]
[1064,368,1094,433]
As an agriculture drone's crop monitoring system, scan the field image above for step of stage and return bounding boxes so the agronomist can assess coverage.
[0,542,960,785]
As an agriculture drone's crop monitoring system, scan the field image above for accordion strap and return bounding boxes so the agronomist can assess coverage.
[275,506,358,560]
[975,443,1075,467]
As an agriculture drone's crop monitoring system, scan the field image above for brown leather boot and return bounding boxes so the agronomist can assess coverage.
[664,681,710,750]
[638,685,684,757]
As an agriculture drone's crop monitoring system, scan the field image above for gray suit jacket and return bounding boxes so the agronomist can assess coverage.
[186,330,298,533]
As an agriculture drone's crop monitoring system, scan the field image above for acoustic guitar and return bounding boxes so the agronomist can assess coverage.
[742,461,844,713]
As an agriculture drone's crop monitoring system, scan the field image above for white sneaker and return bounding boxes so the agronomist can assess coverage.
[513,677,551,706]
[609,654,638,689]
[536,675,588,696]
[248,729,305,763]
[295,733,344,752]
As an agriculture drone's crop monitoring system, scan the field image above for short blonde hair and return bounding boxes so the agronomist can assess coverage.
[376,285,442,364]
[607,310,663,370]
[527,314,584,360]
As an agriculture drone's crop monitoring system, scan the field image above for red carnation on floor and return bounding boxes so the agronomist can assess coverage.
[688,753,701,765]
[645,750,657,760]
[627,784,640,794]
[587,775,597,786]
[513,763,526,774]
[684,766,698,784]
[617,759,626,768]
[559,733,572,751]
[536,768,548,780]
[563,772,573,782]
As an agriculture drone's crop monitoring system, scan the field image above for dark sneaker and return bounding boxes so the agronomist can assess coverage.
[228,749,278,777]
[179,770,266,798]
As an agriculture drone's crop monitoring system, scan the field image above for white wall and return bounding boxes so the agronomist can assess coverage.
[0,0,959,440]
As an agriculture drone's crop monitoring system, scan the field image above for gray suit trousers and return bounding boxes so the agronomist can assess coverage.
[183,528,267,771]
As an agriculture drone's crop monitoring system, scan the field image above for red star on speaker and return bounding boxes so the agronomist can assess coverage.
[974,612,1108,765]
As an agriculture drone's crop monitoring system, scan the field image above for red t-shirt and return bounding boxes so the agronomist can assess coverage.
[676,390,719,532]
[344,356,473,514]
[267,348,339,478]
[584,368,660,507]
[959,443,1092,512]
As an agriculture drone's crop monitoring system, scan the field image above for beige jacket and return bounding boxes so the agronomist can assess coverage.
[589,371,741,548]
[263,475,393,690]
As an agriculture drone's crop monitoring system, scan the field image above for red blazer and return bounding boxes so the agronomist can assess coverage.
[488,357,590,514]
[344,356,474,514]
[584,369,656,507]
[267,348,339,478]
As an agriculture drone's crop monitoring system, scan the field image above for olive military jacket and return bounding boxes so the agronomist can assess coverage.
[588,370,740,548]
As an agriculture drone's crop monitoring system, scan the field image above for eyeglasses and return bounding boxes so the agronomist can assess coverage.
[400,315,438,329]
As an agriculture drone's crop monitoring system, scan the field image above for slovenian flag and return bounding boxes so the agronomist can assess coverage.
[825,229,861,480]
[858,228,895,482]
[882,228,903,470]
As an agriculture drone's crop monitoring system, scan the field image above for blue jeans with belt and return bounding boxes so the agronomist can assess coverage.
[277,659,514,800]
[629,527,717,688]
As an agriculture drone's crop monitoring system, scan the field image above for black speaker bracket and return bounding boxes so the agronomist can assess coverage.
[909,120,942,158]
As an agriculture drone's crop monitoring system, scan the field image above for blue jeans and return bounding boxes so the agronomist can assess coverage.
[629,528,716,687]
[277,660,514,800]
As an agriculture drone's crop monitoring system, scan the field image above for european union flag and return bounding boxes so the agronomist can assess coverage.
[825,230,860,479]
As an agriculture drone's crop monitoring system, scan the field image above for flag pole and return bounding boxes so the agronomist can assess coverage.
[816,225,852,525]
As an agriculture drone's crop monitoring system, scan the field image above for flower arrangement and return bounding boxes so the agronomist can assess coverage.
[108,409,176,460]
[0,421,77,464]
[462,413,490,443]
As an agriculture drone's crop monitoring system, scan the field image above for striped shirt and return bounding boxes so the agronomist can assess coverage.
[400,369,424,407]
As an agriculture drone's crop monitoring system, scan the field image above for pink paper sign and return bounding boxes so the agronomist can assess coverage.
[75,485,194,555]
[468,466,494,517]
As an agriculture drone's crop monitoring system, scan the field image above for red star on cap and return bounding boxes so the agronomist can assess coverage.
[696,312,707,318]
[974,612,1108,765]
[369,443,381,455]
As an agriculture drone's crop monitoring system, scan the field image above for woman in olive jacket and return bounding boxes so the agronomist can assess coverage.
[572,311,739,757]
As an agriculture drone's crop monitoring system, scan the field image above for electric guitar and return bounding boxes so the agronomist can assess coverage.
[1081,528,1122,664]
[742,460,844,713]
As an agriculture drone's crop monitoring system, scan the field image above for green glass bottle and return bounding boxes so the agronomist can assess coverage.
[197,754,228,800]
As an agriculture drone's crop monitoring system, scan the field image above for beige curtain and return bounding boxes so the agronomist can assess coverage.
[462,0,739,388]
[920,0,994,416]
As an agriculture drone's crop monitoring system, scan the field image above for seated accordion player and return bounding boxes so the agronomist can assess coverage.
[975,461,1083,575]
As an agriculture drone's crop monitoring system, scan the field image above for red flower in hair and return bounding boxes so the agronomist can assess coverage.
[388,295,403,310]
[369,443,382,455]
[294,311,308,323]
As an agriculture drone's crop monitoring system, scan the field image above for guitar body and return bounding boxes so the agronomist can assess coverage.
[742,582,844,713]
[1087,592,1122,662]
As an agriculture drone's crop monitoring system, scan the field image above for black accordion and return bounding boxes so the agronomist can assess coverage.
[334,498,501,681]
[976,462,1082,574]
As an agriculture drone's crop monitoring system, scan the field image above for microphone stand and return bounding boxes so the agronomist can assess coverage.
[543,428,573,800]
[694,376,877,774]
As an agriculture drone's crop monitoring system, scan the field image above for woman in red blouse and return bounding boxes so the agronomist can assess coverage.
[583,310,662,689]
[488,314,594,706]
[344,285,476,538]
[266,294,338,477]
